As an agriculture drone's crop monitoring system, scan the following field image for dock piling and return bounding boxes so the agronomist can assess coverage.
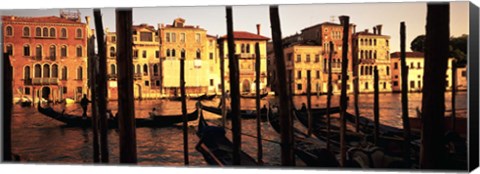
[87,19,100,163]
[180,52,189,165]
[307,70,312,137]
[373,67,379,145]
[3,53,12,161]
[326,41,334,151]
[400,21,411,166]
[255,42,264,165]
[451,59,457,131]
[338,15,350,167]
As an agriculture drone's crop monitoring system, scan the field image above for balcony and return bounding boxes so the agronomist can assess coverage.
[32,78,59,85]
[237,53,255,59]
[359,59,376,64]
[107,74,117,80]
[134,73,142,80]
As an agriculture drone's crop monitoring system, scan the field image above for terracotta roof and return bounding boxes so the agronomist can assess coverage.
[220,31,270,40]
[2,15,84,24]
[165,24,201,29]
[390,52,424,58]
[206,34,217,38]
[133,24,156,32]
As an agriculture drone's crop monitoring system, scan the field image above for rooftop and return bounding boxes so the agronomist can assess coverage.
[390,52,424,58]
[219,31,270,41]
[2,15,84,24]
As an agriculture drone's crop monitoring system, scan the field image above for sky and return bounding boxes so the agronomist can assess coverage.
[0,1,470,53]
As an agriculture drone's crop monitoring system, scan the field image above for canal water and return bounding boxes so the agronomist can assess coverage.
[11,91,467,166]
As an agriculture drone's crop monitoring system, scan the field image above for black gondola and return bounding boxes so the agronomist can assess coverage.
[195,111,257,166]
[199,102,267,120]
[37,102,199,128]
[240,93,268,99]
[189,94,216,101]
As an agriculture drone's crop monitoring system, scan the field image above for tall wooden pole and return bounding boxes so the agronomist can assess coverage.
[400,21,411,166]
[180,55,189,165]
[226,6,241,165]
[326,41,334,151]
[352,39,360,133]
[93,9,109,163]
[116,9,137,164]
[270,5,295,166]
[255,42,263,164]
[87,26,100,163]
[338,15,350,167]
[373,67,379,145]
[3,53,12,161]
[218,39,227,128]
[306,70,312,136]
[451,60,457,131]
[420,3,449,169]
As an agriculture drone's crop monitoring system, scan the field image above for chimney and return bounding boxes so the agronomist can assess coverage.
[373,27,377,35]
[157,23,162,29]
[256,24,261,35]
[376,25,383,35]
[352,24,356,33]
[161,23,165,28]
[364,29,369,33]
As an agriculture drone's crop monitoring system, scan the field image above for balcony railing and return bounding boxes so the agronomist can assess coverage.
[237,53,255,59]
[32,78,59,85]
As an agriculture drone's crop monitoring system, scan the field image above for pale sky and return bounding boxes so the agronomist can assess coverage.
[1,1,469,52]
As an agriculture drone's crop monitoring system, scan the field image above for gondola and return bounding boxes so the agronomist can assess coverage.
[167,96,182,101]
[195,111,257,166]
[343,112,406,138]
[199,102,267,120]
[189,94,216,101]
[240,93,268,99]
[37,102,199,128]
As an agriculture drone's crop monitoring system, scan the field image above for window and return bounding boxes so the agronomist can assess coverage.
[246,44,251,53]
[297,70,302,79]
[76,46,83,57]
[287,53,292,61]
[181,49,186,59]
[43,64,50,78]
[462,70,466,77]
[52,64,58,78]
[60,28,67,38]
[77,66,83,80]
[143,64,148,75]
[394,62,398,69]
[49,45,56,60]
[195,33,201,43]
[61,45,67,57]
[196,49,201,59]
[418,81,422,89]
[241,44,245,53]
[374,51,377,59]
[34,64,41,78]
[383,82,386,89]
[111,36,116,42]
[180,33,186,43]
[296,54,301,62]
[395,75,398,79]
[24,66,31,80]
[145,81,150,86]
[209,52,213,60]
[6,44,13,56]
[306,54,311,62]
[210,79,214,86]
[5,26,13,36]
[25,87,31,95]
[386,40,389,46]
[410,62,414,69]
[156,80,160,86]
[374,39,377,46]
[36,45,42,60]
[63,87,67,94]
[365,82,369,89]
[109,47,116,57]
[43,27,48,37]
[417,62,421,69]
[172,49,176,57]
[166,33,171,42]
[140,32,153,42]
[410,81,415,88]
[110,64,116,75]
[171,33,176,42]
[297,84,302,90]
[316,70,320,79]
[153,64,159,76]
[24,45,31,57]
[49,28,56,37]
[76,28,82,38]
[35,27,41,37]
[61,66,67,80]
[314,55,320,62]
[386,66,390,75]
[166,49,171,57]
[323,58,327,71]
[155,50,159,58]
[23,27,30,37]
[142,50,147,58]
[393,81,398,86]
[133,50,138,58]
[136,64,141,74]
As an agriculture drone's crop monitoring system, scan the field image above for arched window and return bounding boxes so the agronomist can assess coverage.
[43,64,50,78]
[35,27,41,37]
[35,45,42,60]
[24,66,31,80]
[143,64,148,75]
[34,64,42,78]
[241,44,245,53]
[360,50,363,59]
[43,27,48,37]
[172,49,176,57]
[136,64,141,74]
[49,28,56,37]
[52,64,58,78]
[61,28,67,38]
[109,47,116,57]
[5,26,13,36]
[23,27,30,37]
[386,66,390,76]
[153,64,159,75]
[360,66,364,75]
[369,66,373,75]
[374,51,377,59]
[181,49,186,59]
[61,66,67,80]
[196,49,201,59]
[76,28,83,38]
[246,44,250,53]
[49,45,56,60]
[61,45,67,57]
[6,44,13,56]
[369,50,372,59]
[76,46,83,57]
[374,39,377,46]
[166,49,171,57]
[77,66,83,80]
[110,64,116,75]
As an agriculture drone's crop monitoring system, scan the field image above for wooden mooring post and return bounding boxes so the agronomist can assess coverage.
[400,21,411,166]
[180,52,189,165]
[116,8,137,164]
[420,3,449,169]
[338,15,350,167]
[226,6,241,165]
[326,41,334,151]
[87,22,100,163]
[373,67,379,145]
[307,70,313,137]
[94,9,110,163]
[352,41,360,133]
[255,42,264,164]
[218,38,227,128]
[451,59,457,131]
[3,53,13,161]
[270,5,295,166]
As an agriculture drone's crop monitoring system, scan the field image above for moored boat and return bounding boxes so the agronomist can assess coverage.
[199,102,267,120]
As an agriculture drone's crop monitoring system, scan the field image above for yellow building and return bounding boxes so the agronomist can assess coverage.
[353,25,392,93]
[390,52,457,92]
[218,26,270,94]
[105,24,161,100]
[159,18,215,96]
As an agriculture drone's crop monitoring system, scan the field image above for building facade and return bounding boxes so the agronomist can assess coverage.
[390,52,460,92]
[352,25,392,93]
[2,13,89,103]
[218,26,270,94]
